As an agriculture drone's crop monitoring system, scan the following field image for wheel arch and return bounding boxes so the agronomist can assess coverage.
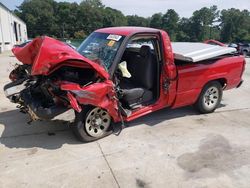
[194,79,223,113]
[194,78,226,104]
[171,78,227,109]
[201,78,227,90]
[73,105,113,142]
[214,78,227,89]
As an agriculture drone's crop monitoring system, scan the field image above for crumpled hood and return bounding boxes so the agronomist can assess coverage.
[13,36,109,79]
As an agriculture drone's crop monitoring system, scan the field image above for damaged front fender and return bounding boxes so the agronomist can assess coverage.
[6,36,121,123]
[61,80,120,122]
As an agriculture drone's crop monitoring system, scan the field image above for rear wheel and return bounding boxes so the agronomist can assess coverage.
[195,81,222,114]
[73,106,113,142]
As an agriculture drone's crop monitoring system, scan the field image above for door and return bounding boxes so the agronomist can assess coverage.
[159,30,178,107]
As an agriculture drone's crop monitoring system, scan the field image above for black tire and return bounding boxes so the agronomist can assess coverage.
[72,106,113,142]
[194,81,223,114]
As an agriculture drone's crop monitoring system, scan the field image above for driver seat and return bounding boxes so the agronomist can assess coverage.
[120,45,156,108]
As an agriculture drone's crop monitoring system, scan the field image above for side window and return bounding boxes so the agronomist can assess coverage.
[124,36,162,62]
[127,38,154,50]
[123,36,162,61]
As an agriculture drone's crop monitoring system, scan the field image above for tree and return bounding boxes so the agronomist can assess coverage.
[103,7,127,27]
[14,1,250,43]
[189,6,219,41]
[162,9,179,41]
[176,18,192,41]
[126,15,149,27]
[74,30,86,39]
[53,2,79,38]
[16,0,57,37]
[150,13,162,29]
[77,0,105,34]
[80,0,104,8]
[220,9,250,42]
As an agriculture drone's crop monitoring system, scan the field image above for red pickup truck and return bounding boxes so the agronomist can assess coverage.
[4,27,245,142]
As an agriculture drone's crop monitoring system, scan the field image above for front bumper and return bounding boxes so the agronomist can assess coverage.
[3,79,27,102]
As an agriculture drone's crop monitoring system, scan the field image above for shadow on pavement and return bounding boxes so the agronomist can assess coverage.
[127,106,199,127]
[0,109,81,149]
[0,104,226,150]
[126,103,225,127]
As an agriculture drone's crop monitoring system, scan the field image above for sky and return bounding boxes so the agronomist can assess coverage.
[1,0,250,18]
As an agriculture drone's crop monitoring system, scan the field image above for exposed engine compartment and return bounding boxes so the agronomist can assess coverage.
[4,64,97,122]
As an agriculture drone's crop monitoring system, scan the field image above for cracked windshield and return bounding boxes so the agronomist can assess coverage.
[78,32,124,70]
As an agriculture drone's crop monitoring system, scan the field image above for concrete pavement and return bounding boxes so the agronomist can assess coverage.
[0,51,250,188]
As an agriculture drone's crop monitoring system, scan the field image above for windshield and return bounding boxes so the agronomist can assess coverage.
[77,32,124,70]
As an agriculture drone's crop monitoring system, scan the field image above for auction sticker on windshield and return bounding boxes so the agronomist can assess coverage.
[107,40,116,47]
[107,34,122,41]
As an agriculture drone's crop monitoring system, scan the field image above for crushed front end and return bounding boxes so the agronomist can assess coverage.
[4,36,120,123]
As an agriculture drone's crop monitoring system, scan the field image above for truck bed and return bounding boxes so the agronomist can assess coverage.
[171,42,237,62]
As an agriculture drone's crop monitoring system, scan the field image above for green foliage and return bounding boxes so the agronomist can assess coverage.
[150,13,162,29]
[176,18,192,41]
[103,7,127,27]
[74,30,86,39]
[17,0,56,37]
[127,15,149,27]
[188,6,220,41]
[16,0,127,38]
[15,0,250,43]
[162,9,179,41]
[80,0,104,8]
[220,9,250,42]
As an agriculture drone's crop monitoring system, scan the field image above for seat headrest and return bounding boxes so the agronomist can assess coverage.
[139,45,151,57]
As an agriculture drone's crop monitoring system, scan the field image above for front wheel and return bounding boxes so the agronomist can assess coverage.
[194,81,223,114]
[73,106,113,142]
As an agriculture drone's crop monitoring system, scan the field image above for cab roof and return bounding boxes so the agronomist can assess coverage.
[95,27,161,36]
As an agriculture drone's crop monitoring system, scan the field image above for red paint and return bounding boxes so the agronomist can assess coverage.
[13,36,109,79]
[204,39,226,47]
[67,92,82,113]
[10,27,245,123]
[60,80,120,122]
[96,26,160,36]
[12,46,22,54]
